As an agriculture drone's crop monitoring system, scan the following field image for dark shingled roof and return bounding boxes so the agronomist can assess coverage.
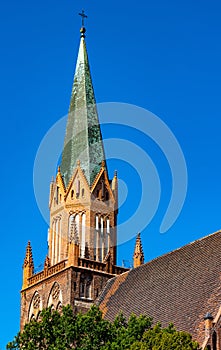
[97,230,221,346]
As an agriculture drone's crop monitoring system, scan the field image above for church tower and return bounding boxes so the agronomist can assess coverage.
[20,19,127,330]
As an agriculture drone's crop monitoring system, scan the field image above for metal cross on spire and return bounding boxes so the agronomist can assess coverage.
[79,9,87,27]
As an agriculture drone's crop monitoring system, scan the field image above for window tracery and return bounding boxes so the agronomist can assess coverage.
[52,283,60,301]
[33,293,41,309]
[47,282,63,309]
[28,291,42,321]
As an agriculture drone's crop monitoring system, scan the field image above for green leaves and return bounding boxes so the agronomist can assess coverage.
[7,306,199,349]
[139,323,199,350]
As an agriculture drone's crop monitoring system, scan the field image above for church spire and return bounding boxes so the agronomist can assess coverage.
[133,233,144,268]
[60,18,106,186]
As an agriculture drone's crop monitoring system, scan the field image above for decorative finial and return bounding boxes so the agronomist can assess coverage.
[79,10,87,37]
[23,241,34,270]
[44,255,50,269]
[133,233,144,268]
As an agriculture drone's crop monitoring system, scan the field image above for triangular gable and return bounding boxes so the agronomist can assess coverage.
[91,167,115,202]
[65,164,90,200]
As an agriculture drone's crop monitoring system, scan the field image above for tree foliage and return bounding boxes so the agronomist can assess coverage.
[7,305,199,350]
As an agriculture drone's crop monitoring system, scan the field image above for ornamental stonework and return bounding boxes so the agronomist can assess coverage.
[33,294,41,309]
[52,283,60,301]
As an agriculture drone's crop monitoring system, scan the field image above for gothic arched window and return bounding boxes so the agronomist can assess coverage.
[56,186,59,204]
[68,214,75,240]
[80,274,92,299]
[76,180,80,197]
[75,214,80,237]
[81,213,86,257]
[28,291,42,321]
[47,282,62,309]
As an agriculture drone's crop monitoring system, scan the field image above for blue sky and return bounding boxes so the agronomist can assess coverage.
[1,0,221,347]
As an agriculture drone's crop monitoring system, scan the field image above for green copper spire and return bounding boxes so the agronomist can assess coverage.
[60,25,106,186]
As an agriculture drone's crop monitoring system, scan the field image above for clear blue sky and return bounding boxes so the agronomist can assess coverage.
[1,0,221,347]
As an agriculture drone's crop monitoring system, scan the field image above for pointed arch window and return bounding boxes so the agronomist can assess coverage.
[76,180,80,198]
[51,216,62,265]
[81,213,86,257]
[47,282,62,309]
[101,217,104,233]
[68,214,75,241]
[107,219,110,233]
[95,215,99,230]
[101,217,104,261]
[86,283,91,299]
[75,214,80,232]
[95,215,101,261]
[51,220,55,264]
[80,274,92,299]
[104,217,109,258]
[56,186,59,204]
[28,291,42,321]
[107,218,111,254]
[94,215,98,260]
[101,181,105,198]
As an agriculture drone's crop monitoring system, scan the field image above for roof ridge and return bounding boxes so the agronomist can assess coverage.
[143,229,221,268]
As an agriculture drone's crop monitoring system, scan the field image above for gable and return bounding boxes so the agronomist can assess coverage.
[91,168,115,204]
[65,167,90,201]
